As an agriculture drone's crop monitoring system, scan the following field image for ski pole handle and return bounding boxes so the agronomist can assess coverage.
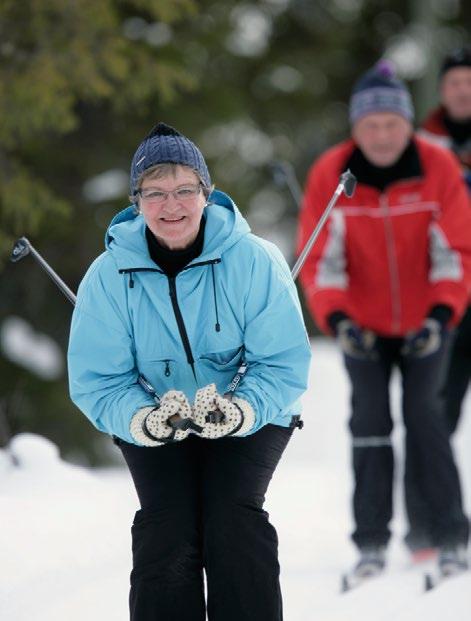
[11,237,77,305]
[203,360,248,421]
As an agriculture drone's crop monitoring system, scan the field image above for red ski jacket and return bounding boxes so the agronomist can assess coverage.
[297,137,471,336]
[418,107,471,171]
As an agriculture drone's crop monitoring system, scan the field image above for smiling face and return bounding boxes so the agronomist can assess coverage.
[352,112,413,168]
[137,165,206,250]
[440,67,471,121]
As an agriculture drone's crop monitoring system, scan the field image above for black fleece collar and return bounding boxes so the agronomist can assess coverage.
[145,216,206,277]
[443,113,471,146]
[345,140,422,192]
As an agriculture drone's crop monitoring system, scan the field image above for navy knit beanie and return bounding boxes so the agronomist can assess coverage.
[349,60,414,125]
[130,122,211,196]
[440,46,471,77]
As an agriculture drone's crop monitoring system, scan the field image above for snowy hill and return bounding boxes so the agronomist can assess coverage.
[1,338,470,620]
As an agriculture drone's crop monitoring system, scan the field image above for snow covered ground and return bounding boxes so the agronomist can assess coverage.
[1,338,470,620]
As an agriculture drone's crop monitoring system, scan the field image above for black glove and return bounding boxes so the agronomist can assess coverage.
[465,169,471,193]
[401,305,451,358]
[335,319,377,360]
[401,318,443,358]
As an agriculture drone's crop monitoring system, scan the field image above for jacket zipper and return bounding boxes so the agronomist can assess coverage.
[168,276,197,382]
[120,259,222,382]
[380,194,402,334]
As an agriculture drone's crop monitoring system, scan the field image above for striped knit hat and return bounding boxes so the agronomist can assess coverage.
[349,60,414,125]
[130,122,211,196]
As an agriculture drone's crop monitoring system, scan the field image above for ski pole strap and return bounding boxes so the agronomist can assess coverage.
[223,361,248,401]
[138,375,161,406]
[166,415,203,434]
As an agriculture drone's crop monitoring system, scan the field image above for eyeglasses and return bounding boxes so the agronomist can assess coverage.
[135,183,202,204]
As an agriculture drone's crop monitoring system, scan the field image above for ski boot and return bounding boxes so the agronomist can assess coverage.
[438,545,469,577]
[354,546,386,578]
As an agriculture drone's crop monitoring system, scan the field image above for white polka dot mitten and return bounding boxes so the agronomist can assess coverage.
[192,383,255,439]
[130,390,194,447]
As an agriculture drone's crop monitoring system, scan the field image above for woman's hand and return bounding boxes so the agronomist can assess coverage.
[192,383,255,439]
[130,390,194,446]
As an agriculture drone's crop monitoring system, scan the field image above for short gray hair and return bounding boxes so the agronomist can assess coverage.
[130,162,213,203]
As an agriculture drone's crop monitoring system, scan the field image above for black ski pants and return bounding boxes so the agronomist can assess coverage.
[444,306,471,434]
[116,424,293,621]
[343,335,469,550]
[404,309,471,549]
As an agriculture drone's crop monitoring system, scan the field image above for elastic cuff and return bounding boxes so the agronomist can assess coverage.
[327,310,350,334]
[231,397,256,436]
[129,407,162,447]
[427,304,453,327]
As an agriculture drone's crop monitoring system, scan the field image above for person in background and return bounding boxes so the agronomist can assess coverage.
[403,47,471,559]
[68,122,311,621]
[419,46,471,434]
[297,60,471,579]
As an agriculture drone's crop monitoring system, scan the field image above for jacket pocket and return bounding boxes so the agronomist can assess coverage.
[137,357,176,382]
[199,346,243,369]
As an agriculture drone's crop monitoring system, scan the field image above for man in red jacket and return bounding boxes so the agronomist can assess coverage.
[419,47,471,435]
[400,45,471,575]
[298,60,470,579]
[419,46,471,191]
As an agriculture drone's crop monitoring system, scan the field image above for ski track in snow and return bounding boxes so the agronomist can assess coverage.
[1,338,470,620]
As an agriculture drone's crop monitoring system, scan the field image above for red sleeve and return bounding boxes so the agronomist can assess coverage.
[427,147,471,325]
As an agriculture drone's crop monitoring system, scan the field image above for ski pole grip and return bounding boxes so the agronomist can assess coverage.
[10,237,31,263]
[340,169,356,198]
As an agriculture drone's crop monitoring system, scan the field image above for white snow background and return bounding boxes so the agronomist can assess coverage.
[1,338,470,620]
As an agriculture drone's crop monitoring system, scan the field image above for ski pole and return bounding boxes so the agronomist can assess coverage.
[10,237,77,305]
[223,169,357,401]
[270,160,304,208]
[291,169,356,280]
[9,237,160,405]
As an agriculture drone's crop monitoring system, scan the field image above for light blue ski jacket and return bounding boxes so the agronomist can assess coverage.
[68,190,311,444]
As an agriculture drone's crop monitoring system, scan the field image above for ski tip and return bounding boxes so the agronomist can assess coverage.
[424,573,435,592]
[340,574,350,593]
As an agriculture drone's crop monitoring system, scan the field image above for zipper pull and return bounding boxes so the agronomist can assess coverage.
[164,360,171,377]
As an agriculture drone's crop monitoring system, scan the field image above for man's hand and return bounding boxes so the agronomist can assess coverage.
[336,319,377,360]
[192,383,255,439]
[401,318,443,358]
[464,169,471,192]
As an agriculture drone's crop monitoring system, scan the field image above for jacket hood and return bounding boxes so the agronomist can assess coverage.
[104,189,251,270]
